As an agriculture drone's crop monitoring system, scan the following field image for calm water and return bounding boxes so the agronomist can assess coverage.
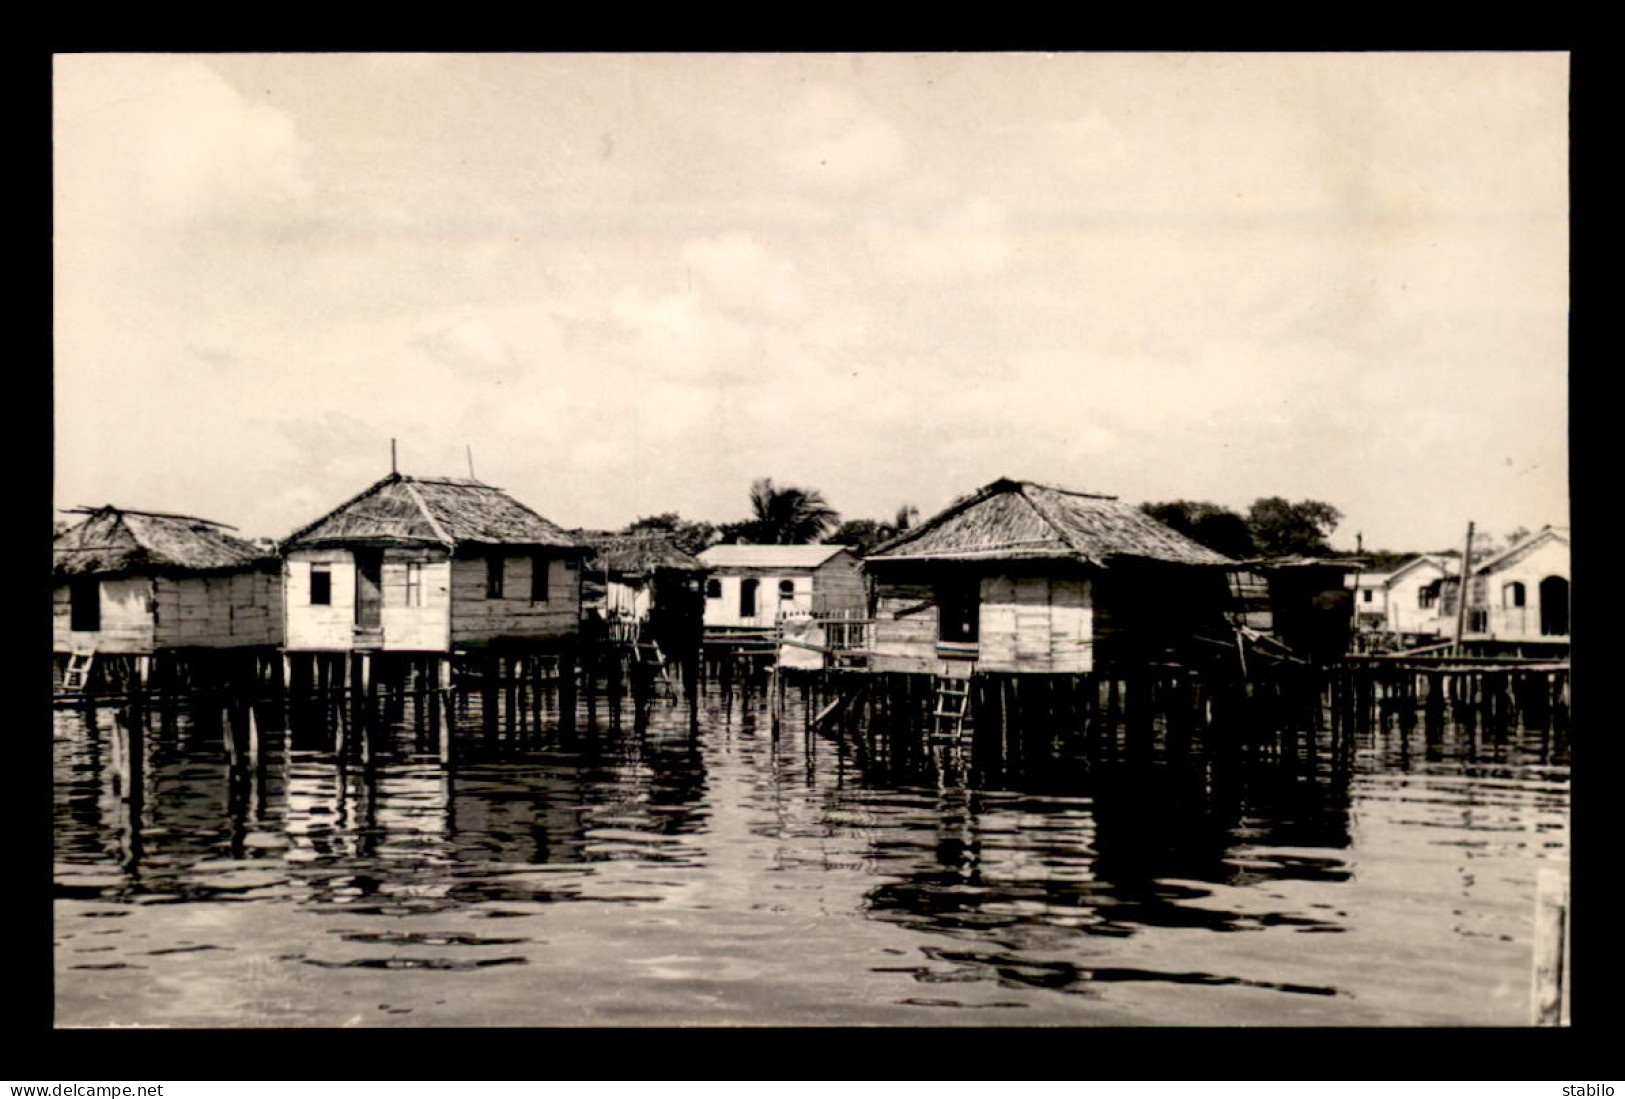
[54,679,1569,1026]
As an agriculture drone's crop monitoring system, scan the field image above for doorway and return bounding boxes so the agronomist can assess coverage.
[1538,575,1569,636]
[355,549,383,629]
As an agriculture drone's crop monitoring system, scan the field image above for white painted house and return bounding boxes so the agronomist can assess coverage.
[1463,526,1570,643]
[695,544,865,629]
[280,473,587,653]
[1381,554,1455,638]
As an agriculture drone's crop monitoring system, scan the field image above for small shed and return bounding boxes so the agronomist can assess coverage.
[280,473,587,653]
[575,530,709,659]
[861,478,1234,674]
[1244,557,1359,664]
[53,505,282,654]
[695,544,865,630]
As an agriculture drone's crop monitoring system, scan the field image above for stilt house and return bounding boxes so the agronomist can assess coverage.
[695,544,865,631]
[575,530,709,658]
[280,473,587,653]
[861,478,1234,674]
[53,505,283,655]
[1462,525,1570,647]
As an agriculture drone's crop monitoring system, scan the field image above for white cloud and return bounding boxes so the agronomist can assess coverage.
[411,312,528,383]
[1053,109,1134,178]
[872,196,1016,282]
[679,232,808,321]
[136,61,312,223]
[779,84,905,190]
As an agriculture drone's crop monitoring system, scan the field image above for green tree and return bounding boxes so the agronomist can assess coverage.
[1246,497,1343,557]
[737,478,840,544]
[1139,500,1256,558]
[830,502,919,556]
[623,512,717,555]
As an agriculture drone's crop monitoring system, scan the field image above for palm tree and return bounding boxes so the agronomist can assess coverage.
[747,478,840,544]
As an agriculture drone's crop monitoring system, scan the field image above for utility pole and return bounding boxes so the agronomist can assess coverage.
[1453,521,1475,656]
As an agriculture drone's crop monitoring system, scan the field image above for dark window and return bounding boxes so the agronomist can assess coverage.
[486,553,505,599]
[739,578,758,617]
[1362,588,1374,603]
[1504,581,1526,608]
[778,579,796,599]
[310,565,332,606]
[531,555,549,602]
[937,579,980,643]
[705,578,722,599]
[69,577,100,632]
[1419,583,1438,610]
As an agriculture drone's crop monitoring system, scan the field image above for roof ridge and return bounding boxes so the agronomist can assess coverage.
[1014,482,1100,564]
[399,477,455,547]
[1016,479,1118,501]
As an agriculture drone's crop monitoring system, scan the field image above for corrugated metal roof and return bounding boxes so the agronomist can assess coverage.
[697,544,852,569]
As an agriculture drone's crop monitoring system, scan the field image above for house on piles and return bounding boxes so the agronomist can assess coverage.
[695,544,866,632]
[860,478,1235,675]
[574,530,709,659]
[279,473,587,654]
[1240,557,1360,664]
[1459,525,1570,651]
[53,505,283,668]
[1351,553,1454,645]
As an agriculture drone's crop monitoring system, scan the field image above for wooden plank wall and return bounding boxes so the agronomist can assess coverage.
[449,552,580,646]
[811,552,867,616]
[379,548,451,651]
[977,575,1093,674]
[869,571,1095,674]
[153,568,284,649]
[52,577,157,653]
[284,549,359,650]
[870,581,940,673]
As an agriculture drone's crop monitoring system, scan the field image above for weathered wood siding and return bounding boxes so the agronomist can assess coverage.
[976,574,1093,674]
[153,569,283,649]
[284,549,360,651]
[53,577,157,653]
[810,551,867,617]
[869,580,940,673]
[869,569,1095,674]
[449,552,580,647]
[379,548,452,651]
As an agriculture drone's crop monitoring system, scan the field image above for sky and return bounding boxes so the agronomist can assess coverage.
[53,52,1569,552]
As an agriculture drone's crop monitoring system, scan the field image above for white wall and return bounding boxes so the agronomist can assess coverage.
[703,572,812,628]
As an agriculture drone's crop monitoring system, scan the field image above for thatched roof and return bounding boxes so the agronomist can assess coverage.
[54,506,270,578]
[865,478,1233,568]
[282,473,582,551]
[573,530,708,576]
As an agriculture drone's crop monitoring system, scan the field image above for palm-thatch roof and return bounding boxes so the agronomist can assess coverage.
[54,506,270,578]
[865,478,1233,568]
[573,530,708,577]
[282,473,583,551]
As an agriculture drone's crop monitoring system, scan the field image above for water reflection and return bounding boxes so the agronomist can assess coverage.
[54,671,1568,1026]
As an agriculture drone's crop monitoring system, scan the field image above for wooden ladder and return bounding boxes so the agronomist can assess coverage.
[636,641,677,700]
[63,650,96,692]
[932,674,972,737]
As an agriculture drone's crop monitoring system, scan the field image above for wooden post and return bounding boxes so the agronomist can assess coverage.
[1453,521,1475,657]
[1531,866,1569,1025]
